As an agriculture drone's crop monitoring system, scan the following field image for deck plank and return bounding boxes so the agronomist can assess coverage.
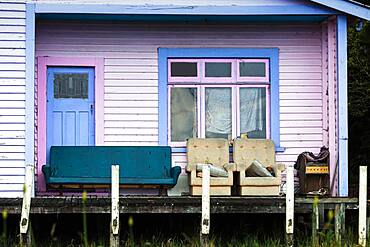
[0,196,360,214]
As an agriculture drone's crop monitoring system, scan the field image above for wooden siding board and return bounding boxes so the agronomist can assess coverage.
[0,1,26,198]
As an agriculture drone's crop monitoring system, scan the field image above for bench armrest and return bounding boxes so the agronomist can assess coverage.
[42,165,51,184]
[170,166,182,185]
[42,165,50,175]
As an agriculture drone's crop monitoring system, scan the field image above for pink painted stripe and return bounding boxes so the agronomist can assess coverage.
[37,56,47,192]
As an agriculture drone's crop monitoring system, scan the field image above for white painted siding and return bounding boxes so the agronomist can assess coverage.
[0,1,26,197]
[36,21,325,168]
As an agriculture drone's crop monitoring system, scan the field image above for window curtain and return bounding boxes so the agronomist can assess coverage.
[170,88,197,142]
[240,88,264,134]
[205,88,232,137]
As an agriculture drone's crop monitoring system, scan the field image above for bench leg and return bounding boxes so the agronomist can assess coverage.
[159,186,167,196]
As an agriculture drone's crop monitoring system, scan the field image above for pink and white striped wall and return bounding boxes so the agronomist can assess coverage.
[35,20,336,193]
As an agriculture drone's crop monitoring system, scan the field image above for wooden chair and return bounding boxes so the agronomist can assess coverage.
[234,139,285,196]
[186,138,235,196]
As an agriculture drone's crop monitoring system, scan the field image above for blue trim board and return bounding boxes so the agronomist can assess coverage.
[25,3,35,196]
[35,3,337,16]
[310,0,370,21]
[158,48,281,149]
[337,15,348,197]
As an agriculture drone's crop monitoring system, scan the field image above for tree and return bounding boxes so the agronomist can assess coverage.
[348,20,370,195]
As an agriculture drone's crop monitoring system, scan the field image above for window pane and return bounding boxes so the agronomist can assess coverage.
[205,62,232,77]
[205,88,232,139]
[240,88,266,138]
[171,88,197,142]
[54,73,88,99]
[171,62,197,77]
[239,62,266,77]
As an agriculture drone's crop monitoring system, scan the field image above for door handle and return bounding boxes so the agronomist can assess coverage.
[90,104,94,114]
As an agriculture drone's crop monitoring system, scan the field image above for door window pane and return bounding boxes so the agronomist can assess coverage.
[205,88,232,139]
[240,88,266,138]
[54,73,88,99]
[170,88,198,142]
[239,62,266,77]
[171,62,198,77]
[205,62,232,77]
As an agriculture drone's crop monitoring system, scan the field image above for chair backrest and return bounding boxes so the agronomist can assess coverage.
[187,138,229,168]
[233,139,275,170]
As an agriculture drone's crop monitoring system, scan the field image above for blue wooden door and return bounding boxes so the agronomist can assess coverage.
[47,67,95,160]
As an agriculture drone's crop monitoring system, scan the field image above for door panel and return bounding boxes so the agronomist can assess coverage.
[47,67,95,161]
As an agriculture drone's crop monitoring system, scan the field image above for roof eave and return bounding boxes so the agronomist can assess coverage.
[310,0,370,20]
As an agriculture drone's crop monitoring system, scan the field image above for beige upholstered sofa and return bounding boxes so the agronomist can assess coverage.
[234,139,285,196]
[186,138,235,196]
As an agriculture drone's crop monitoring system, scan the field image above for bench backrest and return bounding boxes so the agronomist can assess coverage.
[49,146,172,179]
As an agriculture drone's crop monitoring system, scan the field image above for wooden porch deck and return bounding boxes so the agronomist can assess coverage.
[0,196,359,214]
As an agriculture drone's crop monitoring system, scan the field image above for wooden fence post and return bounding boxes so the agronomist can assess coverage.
[200,164,210,247]
[335,203,345,245]
[110,165,120,247]
[358,166,367,247]
[286,165,294,247]
[312,199,319,245]
[20,163,34,246]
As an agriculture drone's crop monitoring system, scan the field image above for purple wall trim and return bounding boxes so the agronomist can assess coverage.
[26,2,36,196]
[36,56,104,192]
[337,15,348,197]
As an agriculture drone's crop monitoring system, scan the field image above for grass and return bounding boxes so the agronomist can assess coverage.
[0,226,366,247]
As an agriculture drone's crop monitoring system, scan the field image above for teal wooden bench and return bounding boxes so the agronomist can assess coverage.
[42,146,181,188]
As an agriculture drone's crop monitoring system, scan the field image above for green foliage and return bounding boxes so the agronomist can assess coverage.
[348,20,370,119]
[348,20,370,191]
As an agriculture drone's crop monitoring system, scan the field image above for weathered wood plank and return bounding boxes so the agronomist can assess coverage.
[110,165,120,247]
[358,166,367,247]
[0,196,360,215]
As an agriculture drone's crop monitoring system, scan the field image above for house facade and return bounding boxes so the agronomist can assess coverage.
[0,0,369,197]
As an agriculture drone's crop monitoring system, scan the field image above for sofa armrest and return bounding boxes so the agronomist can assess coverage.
[273,163,285,178]
[42,165,50,175]
[170,166,182,185]
[223,163,236,172]
[236,162,249,172]
[185,163,197,172]
[42,165,51,184]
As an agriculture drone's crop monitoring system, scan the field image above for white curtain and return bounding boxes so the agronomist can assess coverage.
[205,88,232,137]
[240,88,264,134]
[171,88,197,142]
